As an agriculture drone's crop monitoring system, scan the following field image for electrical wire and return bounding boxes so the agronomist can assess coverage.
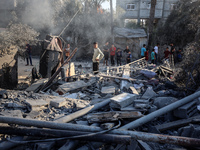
[6,120,121,144]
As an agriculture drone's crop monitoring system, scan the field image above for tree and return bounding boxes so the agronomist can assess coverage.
[148,0,157,47]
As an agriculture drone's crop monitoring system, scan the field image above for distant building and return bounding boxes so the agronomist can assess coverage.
[114,27,147,59]
[116,0,179,25]
[0,0,17,27]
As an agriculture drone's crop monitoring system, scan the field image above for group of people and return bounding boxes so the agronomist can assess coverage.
[141,43,182,65]
[92,42,134,74]
[102,42,132,66]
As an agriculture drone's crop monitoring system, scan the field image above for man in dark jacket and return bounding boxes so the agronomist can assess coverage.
[25,43,33,66]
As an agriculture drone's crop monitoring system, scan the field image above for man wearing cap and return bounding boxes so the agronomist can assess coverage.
[92,42,104,74]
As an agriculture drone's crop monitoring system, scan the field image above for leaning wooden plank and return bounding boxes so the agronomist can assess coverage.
[87,111,144,123]
[54,99,110,123]
[155,115,200,132]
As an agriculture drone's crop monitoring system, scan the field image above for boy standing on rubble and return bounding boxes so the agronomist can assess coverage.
[151,49,156,64]
[110,44,116,66]
[141,44,146,58]
[92,42,104,74]
[25,42,33,66]
[64,44,71,60]
[126,51,132,64]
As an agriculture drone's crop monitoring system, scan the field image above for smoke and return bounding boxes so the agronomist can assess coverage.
[20,0,55,33]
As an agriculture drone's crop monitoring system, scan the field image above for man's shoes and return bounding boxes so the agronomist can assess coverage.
[25,64,29,66]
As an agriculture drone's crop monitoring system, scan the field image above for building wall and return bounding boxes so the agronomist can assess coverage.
[116,0,179,19]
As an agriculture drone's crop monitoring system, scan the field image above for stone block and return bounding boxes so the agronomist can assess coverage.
[129,86,139,95]
[26,78,48,92]
[174,100,198,119]
[101,86,115,94]
[153,97,177,109]
[110,93,138,109]
[50,97,67,108]
[142,87,157,99]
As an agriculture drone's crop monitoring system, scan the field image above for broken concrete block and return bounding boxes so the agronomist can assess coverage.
[129,86,139,95]
[154,97,177,109]
[50,97,67,108]
[0,110,22,118]
[110,93,138,109]
[174,100,198,119]
[101,86,115,95]
[25,99,48,107]
[65,93,78,99]
[141,87,157,99]
[56,80,95,94]
[34,142,55,150]
[140,69,156,79]
[26,78,48,92]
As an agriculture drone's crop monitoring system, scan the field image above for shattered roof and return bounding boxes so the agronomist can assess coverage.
[114,27,147,39]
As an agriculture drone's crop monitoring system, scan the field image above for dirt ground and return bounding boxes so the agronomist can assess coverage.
[18,56,40,85]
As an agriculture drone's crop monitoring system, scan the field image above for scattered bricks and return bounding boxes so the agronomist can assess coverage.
[101,86,115,95]
[110,93,138,109]
[50,97,67,108]
[153,97,178,109]
[173,100,198,119]
[142,87,157,99]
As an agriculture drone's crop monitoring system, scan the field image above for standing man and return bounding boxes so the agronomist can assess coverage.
[103,42,109,66]
[126,51,132,64]
[92,42,104,74]
[25,42,33,66]
[164,47,171,62]
[64,44,71,60]
[110,44,116,66]
[116,48,122,66]
[154,43,159,64]
[124,45,130,64]
[141,44,146,58]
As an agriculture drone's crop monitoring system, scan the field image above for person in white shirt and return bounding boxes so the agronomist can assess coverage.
[154,43,159,64]
[92,42,104,74]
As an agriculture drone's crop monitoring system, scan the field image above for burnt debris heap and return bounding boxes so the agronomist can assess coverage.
[0,51,200,150]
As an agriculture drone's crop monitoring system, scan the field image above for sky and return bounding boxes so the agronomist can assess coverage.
[101,0,116,10]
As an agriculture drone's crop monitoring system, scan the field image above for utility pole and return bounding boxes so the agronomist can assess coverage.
[110,0,114,44]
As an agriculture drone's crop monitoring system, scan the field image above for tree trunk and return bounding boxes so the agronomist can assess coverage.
[148,0,157,47]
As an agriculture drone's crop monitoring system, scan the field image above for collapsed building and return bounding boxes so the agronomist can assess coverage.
[0,34,200,150]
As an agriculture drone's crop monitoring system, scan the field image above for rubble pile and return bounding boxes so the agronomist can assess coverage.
[0,58,200,150]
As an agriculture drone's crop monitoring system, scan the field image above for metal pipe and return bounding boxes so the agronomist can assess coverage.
[0,126,131,144]
[120,91,200,130]
[0,116,200,146]
[55,99,110,123]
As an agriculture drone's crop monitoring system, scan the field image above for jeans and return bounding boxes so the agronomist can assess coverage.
[26,54,32,65]
[93,62,99,74]
[111,55,115,66]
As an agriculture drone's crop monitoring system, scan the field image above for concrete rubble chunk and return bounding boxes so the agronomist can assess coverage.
[173,100,198,119]
[56,80,96,94]
[110,93,138,109]
[26,78,48,92]
[129,86,139,95]
[153,97,178,109]
[0,110,22,118]
[101,86,116,95]
[142,87,157,99]
[50,97,67,108]
[25,99,48,108]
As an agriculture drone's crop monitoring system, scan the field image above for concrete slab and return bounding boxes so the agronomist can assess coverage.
[26,78,48,92]
[110,93,138,109]
[50,97,67,108]
[101,86,115,94]
[129,86,139,95]
[154,97,178,109]
[56,80,95,94]
[25,99,48,107]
